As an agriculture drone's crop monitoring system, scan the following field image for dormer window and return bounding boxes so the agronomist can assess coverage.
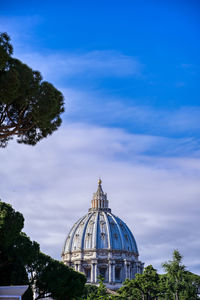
[101,232,105,239]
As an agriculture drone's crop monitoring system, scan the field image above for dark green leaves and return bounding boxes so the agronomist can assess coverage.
[0,32,13,71]
[0,200,86,300]
[117,251,200,300]
[0,200,24,249]
[0,32,64,147]
[34,253,86,300]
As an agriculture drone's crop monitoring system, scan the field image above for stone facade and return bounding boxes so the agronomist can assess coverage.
[62,179,144,290]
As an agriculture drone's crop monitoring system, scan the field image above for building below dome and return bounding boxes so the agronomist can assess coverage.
[62,180,144,290]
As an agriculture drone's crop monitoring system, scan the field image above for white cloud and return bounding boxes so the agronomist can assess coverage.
[0,16,143,80]
[14,50,143,82]
[0,15,42,51]
[0,123,200,274]
[61,87,200,138]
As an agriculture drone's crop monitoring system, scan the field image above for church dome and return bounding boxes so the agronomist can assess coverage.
[62,179,143,289]
[63,204,138,255]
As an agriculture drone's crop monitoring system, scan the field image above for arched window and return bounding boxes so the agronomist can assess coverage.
[85,268,91,282]
[115,267,121,281]
[99,267,107,281]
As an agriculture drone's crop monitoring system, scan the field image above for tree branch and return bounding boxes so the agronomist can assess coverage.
[0,104,8,125]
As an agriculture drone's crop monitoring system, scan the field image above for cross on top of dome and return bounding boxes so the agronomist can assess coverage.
[90,179,110,211]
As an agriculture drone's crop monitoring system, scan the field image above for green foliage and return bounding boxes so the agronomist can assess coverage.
[0,200,24,248]
[118,278,142,299]
[0,200,26,285]
[96,275,109,299]
[0,32,13,70]
[77,277,112,300]
[161,250,200,300]
[0,32,64,147]
[77,284,99,299]
[0,200,86,300]
[118,265,161,300]
[33,252,86,300]
[117,254,200,300]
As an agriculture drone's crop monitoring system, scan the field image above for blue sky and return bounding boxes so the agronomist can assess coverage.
[1,0,199,140]
[0,0,200,274]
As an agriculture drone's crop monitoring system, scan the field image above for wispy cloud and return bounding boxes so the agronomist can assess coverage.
[181,63,193,69]
[179,63,198,76]
[0,16,143,80]
[0,123,200,273]
[62,88,200,138]
[15,50,143,81]
[0,15,42,50]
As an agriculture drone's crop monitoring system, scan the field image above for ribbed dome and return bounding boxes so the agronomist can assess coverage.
[63,180,138,255]
[63,210,138,254]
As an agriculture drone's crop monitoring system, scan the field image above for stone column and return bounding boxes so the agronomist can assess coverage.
[94,262,97,283]
[112,262,115,283]
[108,260,112,283]
[91,260,97,283]
[124,260,128,279]
[108,260,115,283]
[91,263,94,282]
[77,262,81,272]
[74,264,78,271]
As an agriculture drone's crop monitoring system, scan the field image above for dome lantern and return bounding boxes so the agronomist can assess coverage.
[90,179,110,211]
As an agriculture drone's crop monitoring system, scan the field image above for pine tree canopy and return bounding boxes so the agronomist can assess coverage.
[0,200,86,300]
[0,32,65,147]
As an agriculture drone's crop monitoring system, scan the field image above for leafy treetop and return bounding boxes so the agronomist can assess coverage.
[0,200,86,300]
[0,32,65,147]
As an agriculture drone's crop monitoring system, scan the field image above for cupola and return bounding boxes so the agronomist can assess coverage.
[90,179,110,211]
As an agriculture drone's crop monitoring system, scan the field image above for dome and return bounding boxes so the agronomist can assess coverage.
[62,180,143,289]
[63,210,139,255]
